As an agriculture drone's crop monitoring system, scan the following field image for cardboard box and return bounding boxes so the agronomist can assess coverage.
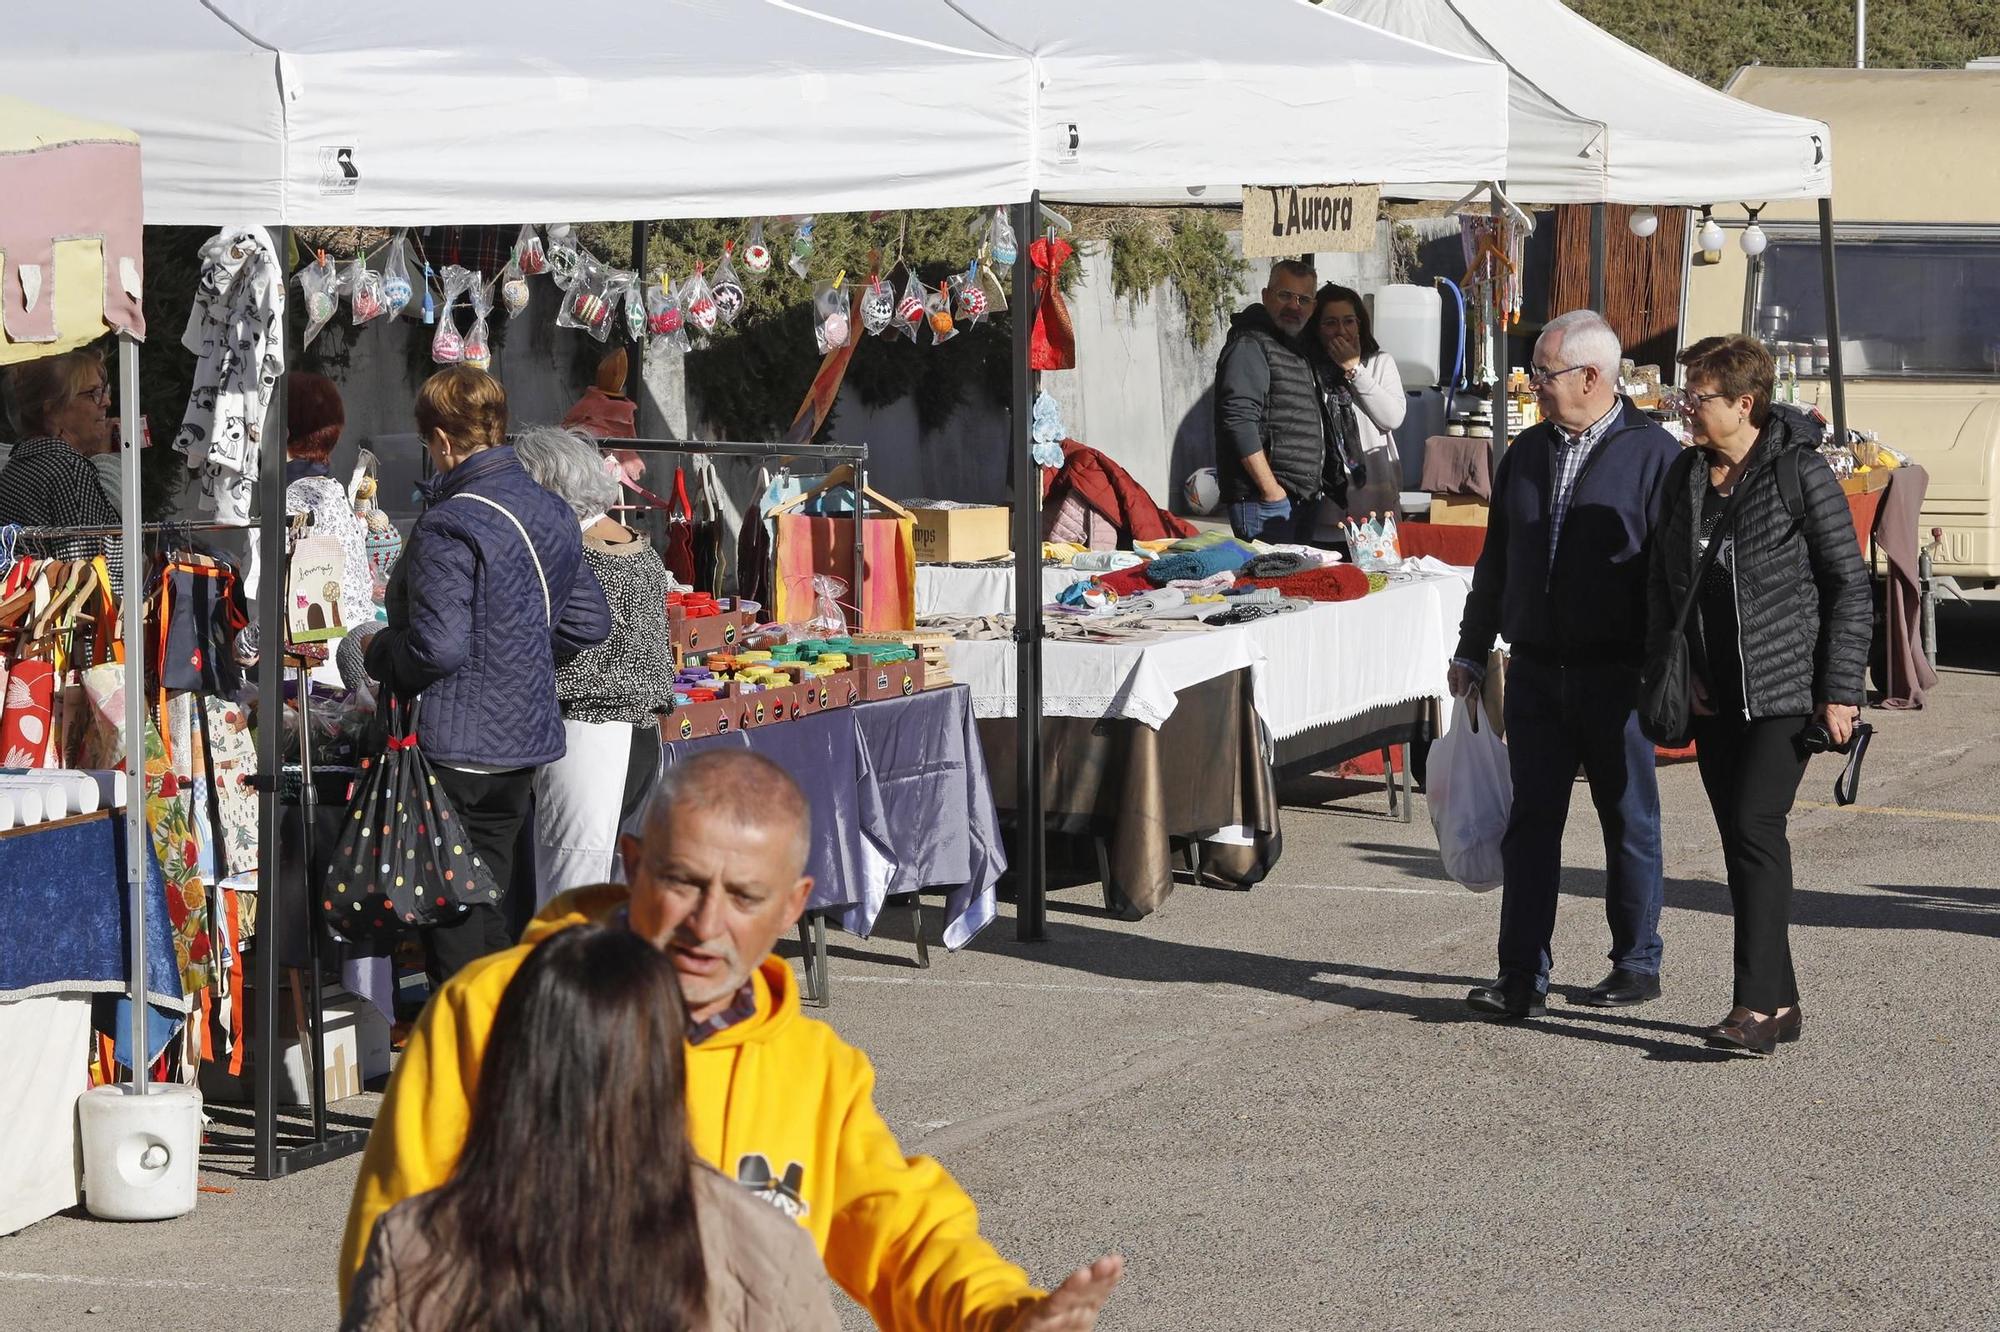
[907,503,1012,564]
[1428,495,1491,527]
[670,598,756,654]
[664,688,746,741]
[852,653,925,701]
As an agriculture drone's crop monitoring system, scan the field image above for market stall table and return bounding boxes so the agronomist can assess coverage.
[916,562,1083,619]
[649,686,1003,1003]
[949,571,1472,913]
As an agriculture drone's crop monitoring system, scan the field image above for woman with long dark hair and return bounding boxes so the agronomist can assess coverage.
[341,923,836,1331]
[1307,283,1406,533]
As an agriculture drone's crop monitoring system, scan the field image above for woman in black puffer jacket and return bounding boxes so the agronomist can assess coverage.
[1648,335,1870,1056]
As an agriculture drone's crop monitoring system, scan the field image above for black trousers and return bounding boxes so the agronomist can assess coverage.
[424,765,536,983]
[1690,713,1811,1013]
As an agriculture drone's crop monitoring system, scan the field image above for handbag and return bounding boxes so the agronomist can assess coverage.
[1639,462,1743,747]
[322,694,489,949]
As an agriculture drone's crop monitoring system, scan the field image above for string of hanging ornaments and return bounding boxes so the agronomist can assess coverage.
[286,210,1022,365]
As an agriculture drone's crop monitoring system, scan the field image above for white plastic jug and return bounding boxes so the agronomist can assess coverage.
[1367,284,1442,386]
[78,1083,203,1221]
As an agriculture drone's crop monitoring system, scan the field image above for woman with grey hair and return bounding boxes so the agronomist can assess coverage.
[513,425,677,898]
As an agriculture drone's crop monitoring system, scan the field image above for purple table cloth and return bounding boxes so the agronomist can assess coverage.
[853,685,1005,949]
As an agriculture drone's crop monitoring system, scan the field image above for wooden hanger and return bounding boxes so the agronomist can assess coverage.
[766,464,913,521]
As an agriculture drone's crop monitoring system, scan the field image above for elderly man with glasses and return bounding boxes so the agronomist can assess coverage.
[1448,309,1683,1020]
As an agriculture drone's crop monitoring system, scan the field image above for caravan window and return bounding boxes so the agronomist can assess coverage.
[1756,235,2000,376]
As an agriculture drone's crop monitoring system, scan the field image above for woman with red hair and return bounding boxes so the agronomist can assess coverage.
[284,371,375,634]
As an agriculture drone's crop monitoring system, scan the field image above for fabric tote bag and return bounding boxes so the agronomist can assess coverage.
[323,695,489,950]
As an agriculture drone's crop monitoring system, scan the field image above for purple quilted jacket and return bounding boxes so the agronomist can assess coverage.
[365,446,610,767]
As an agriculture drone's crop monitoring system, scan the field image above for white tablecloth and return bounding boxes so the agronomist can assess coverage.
[948,568,1472,738]
[916,563,1084,618]
[0,994,90,1234]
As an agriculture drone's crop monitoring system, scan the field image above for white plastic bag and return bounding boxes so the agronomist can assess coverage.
[1427,693,1511,892]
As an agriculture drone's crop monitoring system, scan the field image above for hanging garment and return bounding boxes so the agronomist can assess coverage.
[286,473,375,631]
[737,499,772,607]
[148,554,250,696]
[664,467,697,587]
[173,227,286,524]
[1029,236,1077,371]
[0,659,55,768]
[142,705,215,997]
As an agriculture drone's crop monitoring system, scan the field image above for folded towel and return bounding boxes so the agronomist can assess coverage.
[1071,550,1145,573]
[1097,565,1155,597]
[1239,563,1372,602]
[1145,540,1257,586]
[1240,551,1314,580]
[1165,529,1233,554]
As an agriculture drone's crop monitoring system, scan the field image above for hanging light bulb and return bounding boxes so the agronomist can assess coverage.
[1628,206,1660,238]
[1740,204,1768,257]
[1697,209,1725,254]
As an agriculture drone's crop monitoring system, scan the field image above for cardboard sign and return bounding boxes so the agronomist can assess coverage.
[1242,185,1380,257]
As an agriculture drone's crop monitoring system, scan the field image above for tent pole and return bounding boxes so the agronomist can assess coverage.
[118,332,148,1094]
[253,230,291,1179]
[1818,198,1848,444]
[627,221,650,409]
[1588,204,1607,311]
[1492,183,1511,464]
[1010,195,1046,942]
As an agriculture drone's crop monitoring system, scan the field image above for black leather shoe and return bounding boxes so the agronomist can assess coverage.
[1571,968,1663,1007]
[1466,977,1547,1020]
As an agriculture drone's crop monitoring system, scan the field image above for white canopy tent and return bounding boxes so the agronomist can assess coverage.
[794,0,1510,201]
[1325,0,1830,205]
[0,0,1037,223]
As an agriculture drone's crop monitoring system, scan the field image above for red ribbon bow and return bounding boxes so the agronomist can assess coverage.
[385,732,419,751]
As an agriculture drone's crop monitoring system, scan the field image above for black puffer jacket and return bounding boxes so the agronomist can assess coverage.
[1212,305,1325,503]
[1646,406,1871,717]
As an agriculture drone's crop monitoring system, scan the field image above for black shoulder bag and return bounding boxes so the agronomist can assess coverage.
[1639,457,1743,747]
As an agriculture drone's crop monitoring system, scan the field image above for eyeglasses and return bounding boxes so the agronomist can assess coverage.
[1267,291,1313,307]
[73,382,110,406]
[1661,387,1732,416]
[1526,364,1588,387]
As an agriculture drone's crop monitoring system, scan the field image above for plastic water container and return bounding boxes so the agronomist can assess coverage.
[78,1083,203,1221]
[1367,284,1443,387]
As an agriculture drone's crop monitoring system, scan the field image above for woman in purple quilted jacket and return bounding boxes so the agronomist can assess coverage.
[364,367,610,981]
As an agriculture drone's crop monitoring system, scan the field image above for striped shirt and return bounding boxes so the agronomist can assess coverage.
[1547,401,1622,569]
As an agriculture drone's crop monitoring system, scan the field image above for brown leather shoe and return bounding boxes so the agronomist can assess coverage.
[1702,1007,1753,1042]
[1773,1005,1803,1044]
[1706,1010,1781,1055]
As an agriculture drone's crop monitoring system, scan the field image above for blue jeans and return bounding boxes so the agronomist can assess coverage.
[1229,497,1312,544]
[1496,655,1665,992]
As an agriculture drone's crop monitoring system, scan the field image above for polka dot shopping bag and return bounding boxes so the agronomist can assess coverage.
[323,694,491,949]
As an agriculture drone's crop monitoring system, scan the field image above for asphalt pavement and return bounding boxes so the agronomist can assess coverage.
[5,602,1997,1332]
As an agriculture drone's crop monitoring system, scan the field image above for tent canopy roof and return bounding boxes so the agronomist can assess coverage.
[795,0,1509,203]
[0,0,1037,225]
[0,0,1508,225]
[1325,0,1831,206]
[0,95,145,361]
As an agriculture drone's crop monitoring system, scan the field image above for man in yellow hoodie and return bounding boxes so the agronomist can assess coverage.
[340,750,1122,1331]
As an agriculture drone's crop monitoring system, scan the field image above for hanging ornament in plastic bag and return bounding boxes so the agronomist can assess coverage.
[894,269,926,344]
[977,249,1010,315]
[515,223,548,277]
[556,253,616,342]
[712,243,747,325]
[545,223,582,290]
[813,273,852,355]
[347,258,388,327]
[789,216,817,280]
[989,208,1019,267]
[431,265,475,364]
[743,219,773,274]
[300,252,340,348]
[925,279,957,345]
[684,263,719,334]
[610,271,645,343]
[463,275,494,369]
[952,262,989,326]
[383,231,417,319]
[860,273,896,336]
[499,250,530,318]
[420,261,438,326]
[646,271,689,355]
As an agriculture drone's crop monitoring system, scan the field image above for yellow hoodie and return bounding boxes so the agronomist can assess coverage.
[339,886,1041,1332]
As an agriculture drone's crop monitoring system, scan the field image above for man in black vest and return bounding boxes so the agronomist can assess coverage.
[1450,310,1682,1020]
[1213,259,1325,542]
